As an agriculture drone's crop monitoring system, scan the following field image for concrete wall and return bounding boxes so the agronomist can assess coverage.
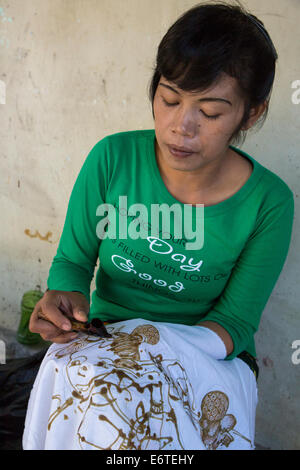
[0,0,299,450]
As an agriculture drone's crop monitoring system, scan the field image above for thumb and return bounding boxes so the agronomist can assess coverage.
[72,305,89,322]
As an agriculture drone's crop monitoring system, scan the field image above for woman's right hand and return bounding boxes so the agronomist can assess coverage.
[29,289,90,344]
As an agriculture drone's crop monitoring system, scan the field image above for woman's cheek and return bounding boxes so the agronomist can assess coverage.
[206,118,233,138]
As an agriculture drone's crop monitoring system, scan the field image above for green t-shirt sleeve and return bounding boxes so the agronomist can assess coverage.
[199,192,295,360]
[47,138,109,304]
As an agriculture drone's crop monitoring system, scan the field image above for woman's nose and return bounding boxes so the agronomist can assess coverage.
[171,107,199,136]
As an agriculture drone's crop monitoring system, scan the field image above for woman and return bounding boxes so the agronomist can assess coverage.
[23,2,294,450]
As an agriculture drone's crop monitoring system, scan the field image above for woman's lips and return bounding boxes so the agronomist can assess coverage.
[167,145,195,157]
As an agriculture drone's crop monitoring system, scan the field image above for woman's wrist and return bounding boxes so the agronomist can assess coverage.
[196,321,234,356]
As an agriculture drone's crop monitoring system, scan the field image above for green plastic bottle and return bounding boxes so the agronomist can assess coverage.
[17,290,44,345]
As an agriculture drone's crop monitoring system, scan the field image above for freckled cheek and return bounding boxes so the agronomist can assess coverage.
[154,111,163,126]
[153,102,168,123]
[153,109,171,136]
[207,117,235,137]
[203,122,224,137]
[153,97,162,117]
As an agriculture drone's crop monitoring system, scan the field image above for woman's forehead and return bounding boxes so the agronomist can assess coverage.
[159,74,243,104]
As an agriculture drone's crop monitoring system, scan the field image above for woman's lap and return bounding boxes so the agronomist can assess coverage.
[22,318,258,450]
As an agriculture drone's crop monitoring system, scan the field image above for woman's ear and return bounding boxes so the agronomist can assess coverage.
[242,100,268,130]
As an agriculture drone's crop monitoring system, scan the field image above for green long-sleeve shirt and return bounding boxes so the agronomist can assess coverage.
[47,129,294,360]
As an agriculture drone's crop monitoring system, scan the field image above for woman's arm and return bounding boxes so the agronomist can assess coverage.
[196,321,234,356]
[197,192,294,360]
[47,139,109,303]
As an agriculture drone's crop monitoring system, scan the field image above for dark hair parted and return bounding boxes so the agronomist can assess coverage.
[148,1,278,147]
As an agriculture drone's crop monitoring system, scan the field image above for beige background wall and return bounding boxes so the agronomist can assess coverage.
[0,0,299,449]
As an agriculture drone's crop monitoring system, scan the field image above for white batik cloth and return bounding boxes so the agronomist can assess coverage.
[22,318,258,450]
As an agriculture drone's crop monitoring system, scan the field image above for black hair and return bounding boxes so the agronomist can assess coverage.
[148,1,278,147]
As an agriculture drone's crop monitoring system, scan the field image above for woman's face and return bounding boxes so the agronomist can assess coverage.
[153,73,249,175]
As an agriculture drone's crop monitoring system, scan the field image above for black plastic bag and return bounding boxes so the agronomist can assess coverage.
[0,348,48,450]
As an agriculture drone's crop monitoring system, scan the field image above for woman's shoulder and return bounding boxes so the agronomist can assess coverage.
[96,129,155,147]
[258,162,294,203]
[86,129,155,166]
[234,146,294,205]
[84,129,155,177]
[249,158,295,225]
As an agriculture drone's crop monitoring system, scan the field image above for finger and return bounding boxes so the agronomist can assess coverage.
[29,305,59,335]
[38,302,73,331]
[72,306,89,323]
[29,304,43,333]
[41,331,79,344]
[30,303,71,337]
[30,314,64,337]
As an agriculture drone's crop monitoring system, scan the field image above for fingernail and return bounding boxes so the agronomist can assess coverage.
[62,323,71,331]
[78,311,87,319]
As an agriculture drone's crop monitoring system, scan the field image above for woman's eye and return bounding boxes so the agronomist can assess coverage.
[162,98,178,107]
[161,98,220,120]
[202,112,221,120]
